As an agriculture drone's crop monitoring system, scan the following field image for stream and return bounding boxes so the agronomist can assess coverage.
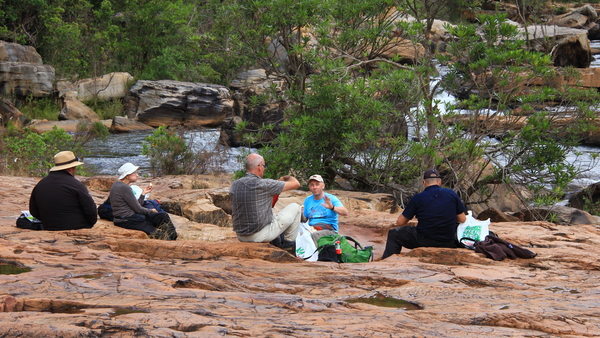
[81,129,254,176]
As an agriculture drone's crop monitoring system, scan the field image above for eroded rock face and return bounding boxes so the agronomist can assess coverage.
[0,41,55,97]
[57,72,134,102]
[124,80,234,128]
[1,175,600,337]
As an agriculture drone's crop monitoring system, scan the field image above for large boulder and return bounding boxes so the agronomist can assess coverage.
[57,72,134,102]
[58,98,101,122]
[124,80,234,128]
[0,41,55,97]
[547,5,598,29]
[379,37,426,64]
[221,69,286,147]
[514,205,600,225]
[518,25,592,68]
[109,116,153,133]
[0,40,43,63]
[229,69,285,96]
[158,189,233,227]
[568,182,600,212]
[28,119,112,133]
[0,98,27,127]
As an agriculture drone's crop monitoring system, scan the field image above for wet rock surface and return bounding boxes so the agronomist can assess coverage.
[1,175,599,337]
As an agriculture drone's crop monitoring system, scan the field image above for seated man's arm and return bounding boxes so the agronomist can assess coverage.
[279,175,300,192]
[396,214,410,226]
[333,205,349,216]
[456,212,467,223]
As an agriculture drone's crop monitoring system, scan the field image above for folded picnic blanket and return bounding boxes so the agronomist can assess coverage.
[474,235,537,261]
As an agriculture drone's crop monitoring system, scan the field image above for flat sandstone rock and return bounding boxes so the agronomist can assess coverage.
[0,175,599,337]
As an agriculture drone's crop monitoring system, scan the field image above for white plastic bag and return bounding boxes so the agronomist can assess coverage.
[296,222,318,261]
[456,211,491,245]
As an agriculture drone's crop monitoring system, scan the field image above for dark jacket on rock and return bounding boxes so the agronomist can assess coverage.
[29,170,97,230]
[475,235,537,261]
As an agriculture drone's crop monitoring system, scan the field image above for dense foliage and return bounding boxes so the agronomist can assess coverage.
[3,0,600,212]
[0,0,247,83]
[214,1,600,210]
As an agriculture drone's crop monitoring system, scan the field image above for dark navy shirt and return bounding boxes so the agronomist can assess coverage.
[401,185,466,242]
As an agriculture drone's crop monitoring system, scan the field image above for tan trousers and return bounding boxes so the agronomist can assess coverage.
[237,203,302,243]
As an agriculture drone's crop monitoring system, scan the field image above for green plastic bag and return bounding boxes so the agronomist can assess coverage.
[317,234,373,263]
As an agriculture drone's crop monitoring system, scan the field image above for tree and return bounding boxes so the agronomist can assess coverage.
[438,13,599,209]
[252,5,597,212]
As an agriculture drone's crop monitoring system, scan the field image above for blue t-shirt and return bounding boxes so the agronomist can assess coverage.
[303,193,343,232]
[402,185,466,242]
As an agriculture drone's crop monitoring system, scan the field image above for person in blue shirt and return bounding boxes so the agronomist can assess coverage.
[303,174,348,232]
[381,169,467,259]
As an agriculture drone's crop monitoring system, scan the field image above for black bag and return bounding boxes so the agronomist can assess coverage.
[317,244,340,262]
[16,213,44,230]
[98,198,113,221]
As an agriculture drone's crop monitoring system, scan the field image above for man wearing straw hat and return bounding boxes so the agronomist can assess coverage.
[29,151,97,230]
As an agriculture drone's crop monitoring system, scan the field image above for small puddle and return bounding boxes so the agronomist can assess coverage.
[345,292,422,310]
[109,308,149,317]
[51,308,85,314]
[0,263,32,275]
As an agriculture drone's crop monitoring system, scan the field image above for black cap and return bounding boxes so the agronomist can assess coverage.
[423,169,441,179]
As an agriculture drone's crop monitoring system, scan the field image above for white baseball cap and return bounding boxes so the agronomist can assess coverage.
[308,174,324,183]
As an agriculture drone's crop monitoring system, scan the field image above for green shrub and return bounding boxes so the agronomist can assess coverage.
[553,6,568,15]
[0,122,109,177]
[85,99,125,120]
[16,96,60,121]
[142,126,228,176]
[0,126,85,176]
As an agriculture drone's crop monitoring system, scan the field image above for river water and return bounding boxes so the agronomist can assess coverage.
[81,129,254,176]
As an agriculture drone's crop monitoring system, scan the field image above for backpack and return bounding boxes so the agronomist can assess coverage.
[16,212,44,230]
[315,234,374,263]
[97,198,113,221]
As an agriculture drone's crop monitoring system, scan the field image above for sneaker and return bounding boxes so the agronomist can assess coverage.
[280,240,296,254]
[269,233,285,247]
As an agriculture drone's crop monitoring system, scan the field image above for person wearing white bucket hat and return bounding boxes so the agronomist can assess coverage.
[108,163,177,240]
[29,151,97,230]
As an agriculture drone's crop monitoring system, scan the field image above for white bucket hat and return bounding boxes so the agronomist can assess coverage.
[118,163,139,180]
[50,151,85,171]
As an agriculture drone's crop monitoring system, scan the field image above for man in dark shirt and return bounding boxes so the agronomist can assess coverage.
[29,151,97,230]
[381,169,467,259]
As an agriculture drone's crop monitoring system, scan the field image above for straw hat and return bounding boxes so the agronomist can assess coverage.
[50,151,85,171]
